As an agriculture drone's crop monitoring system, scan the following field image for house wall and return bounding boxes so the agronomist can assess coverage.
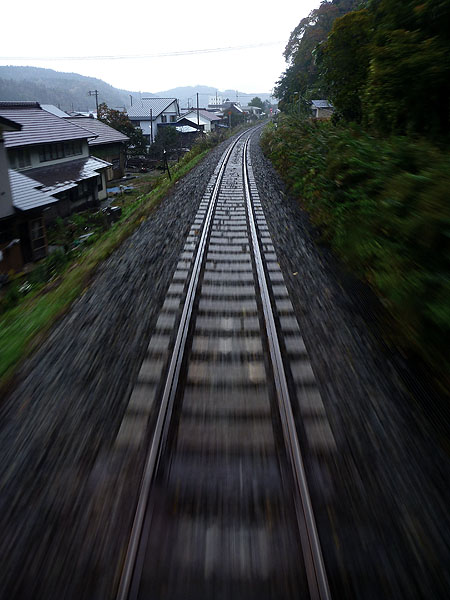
[0,132,14,220]
[316,108,334,119]
[7,140,90,172]
[97,171,108,201]
[130,100,180,144]
[182,112,212,132]
[91,143,126,180]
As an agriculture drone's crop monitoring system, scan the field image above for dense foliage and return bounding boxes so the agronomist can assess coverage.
[267,1,450,380]
[274,0,360,111]
[261,118,450,376]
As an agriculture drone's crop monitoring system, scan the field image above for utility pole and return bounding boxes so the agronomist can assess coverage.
[150,108,153,145]
[88,90,99,114]
[197,92,200,131]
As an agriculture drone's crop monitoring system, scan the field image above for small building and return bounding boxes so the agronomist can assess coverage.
[242,105,263,119]
[0,102,111,220]
[65,115,129,181]
[178,109,222,133]
[310,100,334,119]
[127,98,180,145]
[221,101,244,114]
[208,95,223,108]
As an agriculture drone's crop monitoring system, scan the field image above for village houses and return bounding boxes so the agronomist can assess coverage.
[0,101,112,271]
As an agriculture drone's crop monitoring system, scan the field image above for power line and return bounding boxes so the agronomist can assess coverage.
[0,41,284,62]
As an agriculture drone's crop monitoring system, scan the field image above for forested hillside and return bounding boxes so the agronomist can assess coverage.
[0,66,273,112]
[265,0,450,383]
[0,66,141,112]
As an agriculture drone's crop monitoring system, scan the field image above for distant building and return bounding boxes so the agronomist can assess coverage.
[310,100,334,119]
[178,109,222,133]
[221,101,244,114]
[242,105,263,118]
[127,98,180,145]
[208,95,223,107]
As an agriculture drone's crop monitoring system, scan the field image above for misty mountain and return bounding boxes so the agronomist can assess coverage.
[0,66,273,113]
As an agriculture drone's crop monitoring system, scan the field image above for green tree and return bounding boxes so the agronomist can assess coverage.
[249,97,264,110]
[275,0,360,110]
[151,126,180,158]
[98,103,147,155]
[318,9,373,122]
[364,0,450,138]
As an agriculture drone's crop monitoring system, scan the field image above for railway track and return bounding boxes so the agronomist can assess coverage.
[115,127,332,600]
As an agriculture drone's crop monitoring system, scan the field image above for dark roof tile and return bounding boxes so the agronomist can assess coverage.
[26,156,111,194]
[8,169,59,212]
[65,117,129,145]
[0,103,93,148]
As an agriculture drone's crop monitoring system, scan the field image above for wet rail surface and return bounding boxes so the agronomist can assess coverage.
[116,129,332,600]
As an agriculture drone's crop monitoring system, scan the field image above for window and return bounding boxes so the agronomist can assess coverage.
[39,141,83,162]
[170,115,177,123]
[29,217,47,260]
[9,148,31,169]
[161,115,167,123]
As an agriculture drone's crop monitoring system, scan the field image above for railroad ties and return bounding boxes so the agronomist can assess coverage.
[116,129,333,600]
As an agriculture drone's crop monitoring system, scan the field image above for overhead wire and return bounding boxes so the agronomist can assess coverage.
[0,41,284,62]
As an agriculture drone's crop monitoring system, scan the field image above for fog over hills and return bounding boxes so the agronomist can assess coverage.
[0,66,273,112]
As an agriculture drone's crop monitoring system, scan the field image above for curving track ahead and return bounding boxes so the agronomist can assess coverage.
[115,128,333,600]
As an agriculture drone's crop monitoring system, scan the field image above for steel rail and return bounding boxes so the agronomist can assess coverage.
[243,136,331,600]
[116,129,250,600]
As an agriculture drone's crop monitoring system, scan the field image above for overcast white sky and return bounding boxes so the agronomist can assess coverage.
[2,0,319,94]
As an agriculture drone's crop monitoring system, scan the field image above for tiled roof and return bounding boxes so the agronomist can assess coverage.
[8,169,59,212]
[311,100,333,109]
[127,98,178,119]
[176,125,198,133]
[26,156,112,195]
[41,104,70,118]
[0,102,93,149]
[65,117,129,146]
[0,115,22,132]
[179,109,221,122]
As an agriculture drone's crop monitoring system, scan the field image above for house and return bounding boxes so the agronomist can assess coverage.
[178,109,222,133]
[0,114,59,271]
[221,101,244,115]
[0,102,111,221]
[311,100,334,119]
[64,115,129,180]
[242,105,263,119]
[127,98,180,145]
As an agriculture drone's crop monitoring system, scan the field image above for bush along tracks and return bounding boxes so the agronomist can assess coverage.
[261,116,450,390]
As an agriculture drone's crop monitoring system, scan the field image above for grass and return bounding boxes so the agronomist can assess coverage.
[0,148,209,391]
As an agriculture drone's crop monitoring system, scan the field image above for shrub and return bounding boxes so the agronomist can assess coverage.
[261,116,450,376]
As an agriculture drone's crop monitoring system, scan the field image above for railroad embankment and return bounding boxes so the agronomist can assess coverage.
[261,117,449,389]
